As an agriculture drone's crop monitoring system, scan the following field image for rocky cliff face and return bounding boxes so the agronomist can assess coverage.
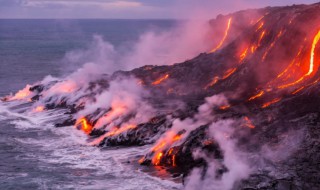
[2,3,320,190]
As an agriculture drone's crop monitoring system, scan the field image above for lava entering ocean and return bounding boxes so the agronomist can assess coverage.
[2,2,320,190]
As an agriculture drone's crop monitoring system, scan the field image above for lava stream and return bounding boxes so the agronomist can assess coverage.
[248,91,264,101]
[278,30,320,89]
[210,18,232,53]
[152,74,169,85]
[76,118,93,134]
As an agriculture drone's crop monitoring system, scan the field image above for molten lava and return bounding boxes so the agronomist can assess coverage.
[76,118,93,134]
[248,91,264,101]
[258,30,266,46]
[219,105,231,110]
[150,132,182,166]
[261,98,281,108]
[9,85,32,101]
[276,48,303,80]
[278,30,320,89]
[153,152,163,166]
[308,30,320,76]
[210,18,232,53]
[222,68,237,79]
[256,22,264,31]
[205,68,236,89]
[152,74,169,85]
[204,76,219,89]
[292,86,305,95]
[240,47,249,62]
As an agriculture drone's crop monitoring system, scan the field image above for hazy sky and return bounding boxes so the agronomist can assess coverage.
[0,0,319,19]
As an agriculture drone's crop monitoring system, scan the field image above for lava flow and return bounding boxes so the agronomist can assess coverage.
[248,91,264,101]
[152,74,169,85]
[239,47,249,62]
[210,18,232,53]
[76,117,93,134]
[9,85,32,101]
[149,132,182,166]
[261,98,281,108]
[278,30,320,89]
[222,68,237,79]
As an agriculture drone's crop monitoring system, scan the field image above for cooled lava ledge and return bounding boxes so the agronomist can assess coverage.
[2,3,320,190]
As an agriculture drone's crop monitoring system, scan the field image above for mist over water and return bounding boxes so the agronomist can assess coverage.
[0,19,182,189]
[0,19,177,96]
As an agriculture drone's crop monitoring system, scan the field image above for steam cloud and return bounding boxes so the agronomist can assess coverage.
[61,20,213,75]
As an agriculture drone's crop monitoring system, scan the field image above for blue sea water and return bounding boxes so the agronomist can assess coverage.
[0,19,181,190]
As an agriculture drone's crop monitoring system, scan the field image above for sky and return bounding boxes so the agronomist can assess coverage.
[0,0,319,19]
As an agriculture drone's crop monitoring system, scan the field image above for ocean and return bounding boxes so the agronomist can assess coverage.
[0,19,181,190]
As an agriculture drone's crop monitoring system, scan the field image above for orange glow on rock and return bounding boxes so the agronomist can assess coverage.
[248,91,264,101]
[219,105,231,110]
[204,76,219,89]
[76,118,93,134]
[152,74,169,85]
[222,68,237,79]
[278,30,320,89]
[150,132,182,166]
[240,47,249,62]
[258,30,266,46]
[172,155,177,167]
[291,86,305,95]
[261,98,281,108]
[153,152,163,166]
[210,18,232,53]
[9,85,32,101]
[244,116,255,129]
[256,22,264,31]
[34,106,45,112]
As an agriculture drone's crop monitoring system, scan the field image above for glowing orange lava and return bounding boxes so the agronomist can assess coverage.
[204,76,219,89]
[291,86,305,95]
[9,85,32,101]
[152,74,169,85]
[261,98,281,108]
[172,155,177,167]
[240,48,249,62]
[76,118,93,134]
[256,22,264,31]
[153,152,163,166]
[276,48,303,80]
[210,18,232,53]
[258,30,266,46]
[248,91,264,101]
[150,132,182,166]
[278,30,320,89]
[222,68,237,79]
[219,105,231,110]
[251,45,258,53]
